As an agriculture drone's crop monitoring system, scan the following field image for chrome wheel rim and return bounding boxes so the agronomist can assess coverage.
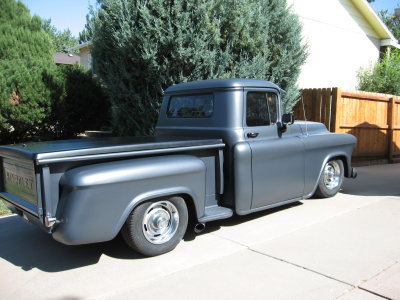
[142,201,179,245]
[323,161,341,190]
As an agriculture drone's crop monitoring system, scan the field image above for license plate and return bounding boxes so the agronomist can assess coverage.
[3,159,37,206]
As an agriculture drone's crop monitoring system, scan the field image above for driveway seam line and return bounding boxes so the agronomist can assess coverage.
[248,249,393,300]
[248,248,354,287]
[209,233,355,287]
[357,287,392,300]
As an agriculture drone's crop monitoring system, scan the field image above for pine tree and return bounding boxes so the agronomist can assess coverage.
[41,19,79,52]
[0,0,110,143]
[89,0,307,136]
[0,0,54,143]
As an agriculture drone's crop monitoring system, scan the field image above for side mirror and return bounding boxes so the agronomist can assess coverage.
[282,113,295,125]
[277,114,295,134]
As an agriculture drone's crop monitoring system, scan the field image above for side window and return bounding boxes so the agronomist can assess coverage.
[167,94,214,118]
[246,92,278,126]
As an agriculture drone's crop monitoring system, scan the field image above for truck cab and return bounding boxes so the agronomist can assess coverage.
[157,79,356,214]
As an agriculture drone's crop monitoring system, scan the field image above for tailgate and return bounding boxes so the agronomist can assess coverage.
[1,157,39,216]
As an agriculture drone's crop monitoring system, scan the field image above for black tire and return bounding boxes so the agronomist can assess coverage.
[314,159,344,198]
[121,197,188,256]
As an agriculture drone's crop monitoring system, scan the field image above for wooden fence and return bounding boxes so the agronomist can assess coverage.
[293,88,400,163]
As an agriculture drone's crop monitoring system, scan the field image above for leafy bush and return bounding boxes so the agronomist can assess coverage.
[89,0,307,136]
[358,49,400,96]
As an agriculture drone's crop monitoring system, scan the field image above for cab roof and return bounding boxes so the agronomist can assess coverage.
[164,79,281,95]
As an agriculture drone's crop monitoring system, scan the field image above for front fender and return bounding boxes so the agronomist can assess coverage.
[303,132,356,197]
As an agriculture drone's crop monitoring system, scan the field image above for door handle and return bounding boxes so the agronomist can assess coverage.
[247,132,259,138]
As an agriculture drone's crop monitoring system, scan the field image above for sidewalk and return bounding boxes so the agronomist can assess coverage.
[0,164,399,300]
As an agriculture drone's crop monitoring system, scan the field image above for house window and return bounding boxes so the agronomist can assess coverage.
[167,94,214,118]
[246,92,278,126]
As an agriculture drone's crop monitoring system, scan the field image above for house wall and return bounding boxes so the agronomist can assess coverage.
[79,47,92,70]
[288,0,381,89]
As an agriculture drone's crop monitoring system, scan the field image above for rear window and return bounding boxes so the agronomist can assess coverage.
[167,94,214,118]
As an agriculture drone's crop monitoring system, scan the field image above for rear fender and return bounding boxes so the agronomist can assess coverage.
[53,155,206,245]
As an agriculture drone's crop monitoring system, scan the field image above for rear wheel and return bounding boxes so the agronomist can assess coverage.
[122,197,188,256]
[314,159,344,198]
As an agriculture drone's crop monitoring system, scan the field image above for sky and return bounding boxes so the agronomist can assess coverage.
[20,0,95,37]
[20,0,400,38]
[370,0,399,13]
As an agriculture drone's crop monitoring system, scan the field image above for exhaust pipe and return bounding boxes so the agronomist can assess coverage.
[194,223,206,233]
[350,167,358,179]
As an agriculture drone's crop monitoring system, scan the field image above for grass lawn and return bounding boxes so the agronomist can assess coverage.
[0,200,11,216]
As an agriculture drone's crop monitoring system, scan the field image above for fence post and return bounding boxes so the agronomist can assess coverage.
[331,88,341,133]
[388,97,395,163]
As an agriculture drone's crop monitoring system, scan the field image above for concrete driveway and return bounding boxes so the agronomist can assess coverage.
[0,164,399,300]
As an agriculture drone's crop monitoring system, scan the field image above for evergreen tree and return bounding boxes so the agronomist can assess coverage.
[79,4,97,43]
[41,18,79,52]
[0,0,54,143]
[378,7,400,42]
[89,0,307,136]
[0,0,110,144]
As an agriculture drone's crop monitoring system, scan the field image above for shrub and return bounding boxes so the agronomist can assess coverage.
[358,49,400,96]
[44,65,110,139]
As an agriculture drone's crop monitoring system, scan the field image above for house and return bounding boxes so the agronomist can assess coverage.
[287,0,400,89]
[67,41,93,70]
[53,52,80,66]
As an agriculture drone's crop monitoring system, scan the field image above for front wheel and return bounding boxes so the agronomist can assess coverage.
[122,197,188,256]
[314,159,344,198]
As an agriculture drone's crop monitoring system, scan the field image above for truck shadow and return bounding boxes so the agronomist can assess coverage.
[0,215,144,273]
[0,202,301,273]
[184,202,302,241]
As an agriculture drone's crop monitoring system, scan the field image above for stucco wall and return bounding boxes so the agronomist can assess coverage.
[288,0,381,89]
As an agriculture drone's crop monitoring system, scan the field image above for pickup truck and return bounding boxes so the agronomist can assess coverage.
[0,79,357,256]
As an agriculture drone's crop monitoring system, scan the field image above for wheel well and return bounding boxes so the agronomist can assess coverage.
[331,155,349,177]
[177,194,198,223]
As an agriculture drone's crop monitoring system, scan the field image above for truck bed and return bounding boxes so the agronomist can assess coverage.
[0,136,225,165]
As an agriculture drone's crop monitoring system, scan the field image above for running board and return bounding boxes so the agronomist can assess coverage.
[198,206,233,223]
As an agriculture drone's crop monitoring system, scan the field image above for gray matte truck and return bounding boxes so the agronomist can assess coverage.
[0,79,357,256]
